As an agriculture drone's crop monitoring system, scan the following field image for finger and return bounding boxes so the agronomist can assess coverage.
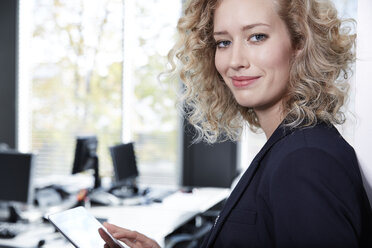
[121,238,140,248]
[104,222,137,240]
[103,223,157,247]
[104,222,128,231]
[98,228,111,243]
[98,228,120,248]
[129,230,151,243]
[104,222,131,235]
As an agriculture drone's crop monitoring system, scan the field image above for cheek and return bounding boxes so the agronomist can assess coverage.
[256,45,292,73]
[257,48,291,69]
[214,52,226,76]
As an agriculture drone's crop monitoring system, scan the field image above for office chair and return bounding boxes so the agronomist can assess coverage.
[165,221,213,248]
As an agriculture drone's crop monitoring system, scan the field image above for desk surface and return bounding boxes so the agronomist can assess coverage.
[91,187,230,246]
[0,187,230,248]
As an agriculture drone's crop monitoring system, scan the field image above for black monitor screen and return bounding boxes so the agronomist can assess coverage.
[0,152,34,204]
[109,143,138,185]
[72,136,98,174]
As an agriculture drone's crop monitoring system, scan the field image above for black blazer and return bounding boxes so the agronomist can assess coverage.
[202,122,372,248]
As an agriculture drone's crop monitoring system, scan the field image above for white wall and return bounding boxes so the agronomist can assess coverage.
[355,0,372,205]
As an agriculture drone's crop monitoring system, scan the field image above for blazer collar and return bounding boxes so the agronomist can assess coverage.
[205,122,297,247]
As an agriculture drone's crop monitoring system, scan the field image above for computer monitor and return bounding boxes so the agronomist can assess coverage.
[109,142,138,189]
[0,152,34,205]
[72,136,101,188]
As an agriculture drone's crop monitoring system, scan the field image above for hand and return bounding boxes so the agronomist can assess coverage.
[99,222,161,248]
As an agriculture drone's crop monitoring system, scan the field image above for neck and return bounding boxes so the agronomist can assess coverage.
[254,102,284,139]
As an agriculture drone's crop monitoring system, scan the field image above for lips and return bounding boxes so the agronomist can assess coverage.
[231,76,261,88]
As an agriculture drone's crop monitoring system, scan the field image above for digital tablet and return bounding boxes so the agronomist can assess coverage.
[48,206,124,248]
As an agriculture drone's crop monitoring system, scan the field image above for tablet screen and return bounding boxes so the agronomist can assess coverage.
[48,206,124,248]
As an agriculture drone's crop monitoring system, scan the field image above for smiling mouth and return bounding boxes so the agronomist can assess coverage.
[231,76,261,88]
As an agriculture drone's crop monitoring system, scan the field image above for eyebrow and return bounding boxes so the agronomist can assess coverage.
[213,23,270,36]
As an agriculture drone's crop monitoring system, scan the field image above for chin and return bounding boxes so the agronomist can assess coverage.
[232,95,256,108]
[235,100,256,108]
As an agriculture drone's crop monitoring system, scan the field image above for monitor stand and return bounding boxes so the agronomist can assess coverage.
[0,203,24,223]
[109,183,139,199]
[92,156,101,189]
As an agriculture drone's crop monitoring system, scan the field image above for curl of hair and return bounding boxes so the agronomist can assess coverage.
[277,0,356,129]
[167,0,355,143]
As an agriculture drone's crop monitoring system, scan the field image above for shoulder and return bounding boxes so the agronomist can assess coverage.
[260,125,372,248]
[270,123,357,165]
[266,123,361,191]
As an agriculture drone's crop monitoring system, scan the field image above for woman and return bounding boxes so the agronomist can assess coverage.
[100,0,372,247]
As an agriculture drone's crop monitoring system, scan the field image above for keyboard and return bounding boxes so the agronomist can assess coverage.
[110,188,138,199]
[146,189,176,203]
[120,189,176,205]
[89,190,121,206]
[0,222,29,239]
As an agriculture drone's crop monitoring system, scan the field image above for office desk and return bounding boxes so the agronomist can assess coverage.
[0,187,229,248]
[91,187,229,246]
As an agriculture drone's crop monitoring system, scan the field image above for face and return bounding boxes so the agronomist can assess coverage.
[213,0,295,114]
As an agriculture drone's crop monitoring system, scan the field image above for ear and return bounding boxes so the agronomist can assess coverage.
[296,47,303,56]
[292,47,302,60]
[292,38,305,58]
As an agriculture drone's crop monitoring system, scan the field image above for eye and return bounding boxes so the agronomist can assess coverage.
[249,34,267,42]
[215,40,231,49]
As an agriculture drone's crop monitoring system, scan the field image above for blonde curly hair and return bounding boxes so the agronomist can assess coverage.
[168,0,356,143]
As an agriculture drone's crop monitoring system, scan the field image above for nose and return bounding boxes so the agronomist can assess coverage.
[229,41,249,70]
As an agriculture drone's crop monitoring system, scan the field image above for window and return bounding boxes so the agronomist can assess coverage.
[121,0,182,185]
[18,0,181,185]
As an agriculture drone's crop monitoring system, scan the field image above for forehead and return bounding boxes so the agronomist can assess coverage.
[213,0,280,31]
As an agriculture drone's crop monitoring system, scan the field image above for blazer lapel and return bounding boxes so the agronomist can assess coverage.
[204,123,295,247]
